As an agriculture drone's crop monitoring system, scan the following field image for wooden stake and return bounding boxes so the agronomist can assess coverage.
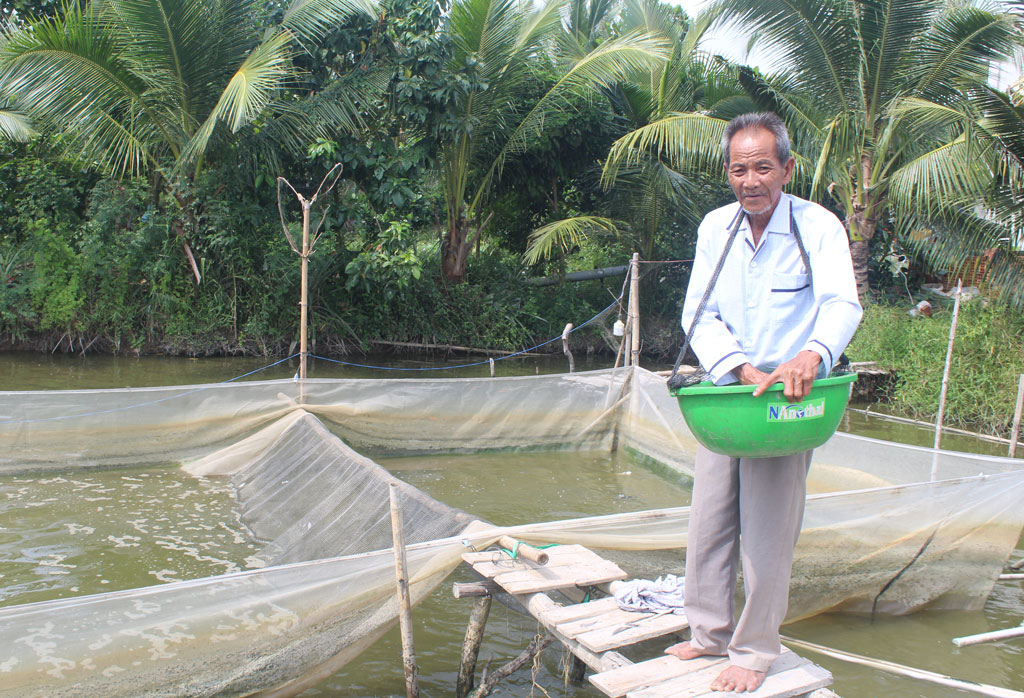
[628,253,640,368]
[489,357,495,377]
[931,279,962,481]
[453,580,501,598]
[389,483,419,698]
[562,323,575,373]
[1010,374,1023,458]
[456,596,492,698]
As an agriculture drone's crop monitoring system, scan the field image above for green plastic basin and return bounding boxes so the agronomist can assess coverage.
[669,373,857,458]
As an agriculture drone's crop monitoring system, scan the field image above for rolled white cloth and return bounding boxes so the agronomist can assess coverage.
[612,574,685,615]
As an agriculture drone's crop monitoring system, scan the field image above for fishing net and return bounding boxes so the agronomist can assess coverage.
[1,366,1022,697]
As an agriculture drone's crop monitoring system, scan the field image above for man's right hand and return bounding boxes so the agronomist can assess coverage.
[736,363,771,386]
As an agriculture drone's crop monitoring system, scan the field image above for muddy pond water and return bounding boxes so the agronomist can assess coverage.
[0,352,1022,698]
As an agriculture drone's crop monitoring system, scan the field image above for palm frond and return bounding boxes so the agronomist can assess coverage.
[889,136,997,219]
[908,4,1018,102]
[524,215,619,264]
[177,29,294,169]
[974,85,1024,169]
[708,0,858,111]
[602,111,725,188]
[280,0,378,44]
[896,206,1024,308]
[0,104,37,141]
[479,28,669,201]
[857,0,936,118]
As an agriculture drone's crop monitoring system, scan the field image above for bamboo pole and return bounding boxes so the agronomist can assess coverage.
[783,636,1024,698]
[931,279,962,481]
[389,483,419,698]
[628,253,640,368]
[497,535,549,565]
[953,624,1024,648]
[299,200,310,381]
[1010,374,1024,458]
[456,596,492,698]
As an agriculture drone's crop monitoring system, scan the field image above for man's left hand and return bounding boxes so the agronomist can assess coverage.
[752,351,822,402]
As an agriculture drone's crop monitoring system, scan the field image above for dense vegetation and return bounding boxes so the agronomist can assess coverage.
[1,0,1023,435]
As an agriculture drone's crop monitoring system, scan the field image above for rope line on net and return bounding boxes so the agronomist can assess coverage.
[309,295,623,372]
[0,354,300,425]
[0,294,624,424]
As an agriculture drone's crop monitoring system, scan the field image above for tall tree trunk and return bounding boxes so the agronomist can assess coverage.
[442,222,468,284]
[850,238,871,303]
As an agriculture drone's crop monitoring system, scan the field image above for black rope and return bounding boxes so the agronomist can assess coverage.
[668,207,745,389]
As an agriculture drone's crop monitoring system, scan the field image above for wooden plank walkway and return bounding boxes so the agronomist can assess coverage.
[461,543,837,698]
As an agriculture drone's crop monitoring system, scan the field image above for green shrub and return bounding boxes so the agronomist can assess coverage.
[847,301,1024,436]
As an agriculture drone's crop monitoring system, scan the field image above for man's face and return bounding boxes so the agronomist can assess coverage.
[724,127,795,218]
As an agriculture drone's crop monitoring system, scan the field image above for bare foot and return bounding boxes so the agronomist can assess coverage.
[664,641,723,660]
[710,664,766,693]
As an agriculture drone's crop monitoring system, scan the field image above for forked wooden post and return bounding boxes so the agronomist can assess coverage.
[389,483,419,698]
[456,595,492,698]
[276,164,343,390]
[1009,374,1023,458]
[931,279,962,481]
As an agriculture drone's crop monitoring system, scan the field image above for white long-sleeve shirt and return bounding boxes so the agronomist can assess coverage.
[681,193,863,385]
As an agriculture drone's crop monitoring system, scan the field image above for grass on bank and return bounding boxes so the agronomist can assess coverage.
[846,300,1024,437]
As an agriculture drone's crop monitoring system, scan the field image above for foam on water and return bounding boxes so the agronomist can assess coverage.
[0,466,259,607]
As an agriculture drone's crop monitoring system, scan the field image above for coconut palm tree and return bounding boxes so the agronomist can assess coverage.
[601,0,1021,301]
[438,0,669,283]
[0,0,376,282]
[888,84,1024,307]
[525,0,746,265]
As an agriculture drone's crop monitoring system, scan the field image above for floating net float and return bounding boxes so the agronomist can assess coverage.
[1,367,1022,696]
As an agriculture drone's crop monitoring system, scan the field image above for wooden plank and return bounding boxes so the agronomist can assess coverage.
[495,560,627,594]
[627,650,831,698]
[539,596,620,625]
[590,654,728,698]
[576,612,689,652]
[556,607,663,638]
[557,605,684,638]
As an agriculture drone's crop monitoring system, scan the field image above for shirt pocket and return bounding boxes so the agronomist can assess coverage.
[770,272,811,296]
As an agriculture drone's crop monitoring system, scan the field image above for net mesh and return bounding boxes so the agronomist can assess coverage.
[1,366,1022,697]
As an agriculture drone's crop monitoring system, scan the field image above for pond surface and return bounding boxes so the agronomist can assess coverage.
[1,352,1022,698]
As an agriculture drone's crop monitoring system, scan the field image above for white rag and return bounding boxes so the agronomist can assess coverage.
[613,574,685,615]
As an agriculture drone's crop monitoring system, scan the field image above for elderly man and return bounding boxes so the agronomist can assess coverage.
[665,112,862,692]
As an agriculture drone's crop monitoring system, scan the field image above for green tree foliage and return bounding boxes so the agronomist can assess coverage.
[0,0,377,283]
[437,0,669,283]
[526,0,745,266]
[601,0,1021,303]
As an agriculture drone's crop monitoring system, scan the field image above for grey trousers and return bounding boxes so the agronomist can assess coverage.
[684,445,812,672]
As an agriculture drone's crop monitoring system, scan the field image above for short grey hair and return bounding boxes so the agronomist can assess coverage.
[722,112,791,165]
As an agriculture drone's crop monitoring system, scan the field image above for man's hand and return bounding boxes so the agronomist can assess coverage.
[749,351,822,402]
